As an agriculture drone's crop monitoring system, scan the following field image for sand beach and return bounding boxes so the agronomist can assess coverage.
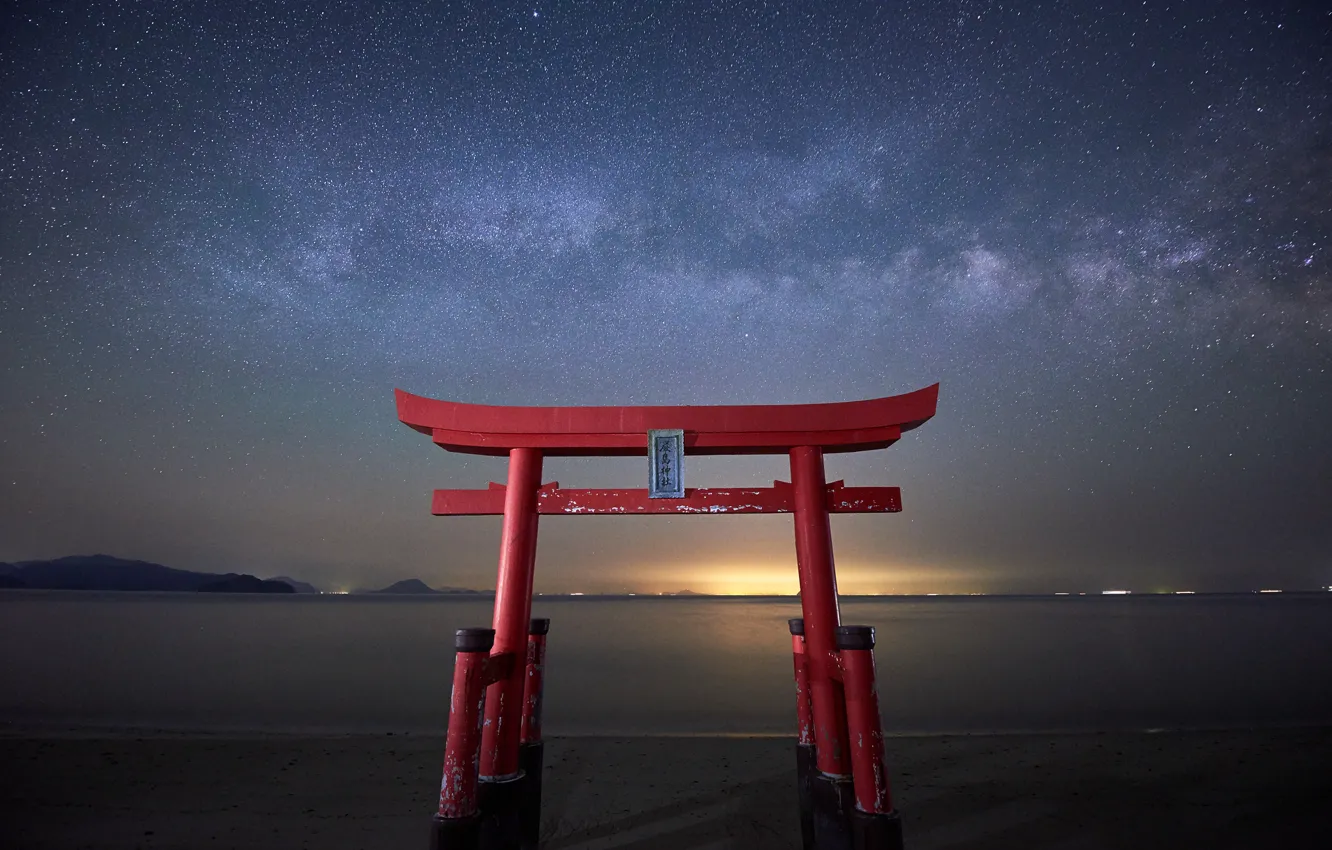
[3,727,1329,849]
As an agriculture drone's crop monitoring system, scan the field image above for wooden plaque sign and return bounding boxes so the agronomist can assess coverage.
[648,429,685,498]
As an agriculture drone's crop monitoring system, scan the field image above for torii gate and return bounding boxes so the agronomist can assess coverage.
[396,383,939,850]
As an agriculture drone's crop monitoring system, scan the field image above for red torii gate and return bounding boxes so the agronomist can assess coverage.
[396,383,939,850]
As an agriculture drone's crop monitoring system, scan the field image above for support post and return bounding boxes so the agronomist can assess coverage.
[790,618,817,850]
[479,447,544,849]
[519,618,549,850]
[481,447,544,778]
[790,446,855,850]
[431,628,495,850]
[837,626,905,850]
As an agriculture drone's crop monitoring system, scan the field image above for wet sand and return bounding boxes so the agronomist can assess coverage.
[3,728,1329,849]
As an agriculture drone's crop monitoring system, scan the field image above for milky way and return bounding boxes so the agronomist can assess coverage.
[2,1,1329,593]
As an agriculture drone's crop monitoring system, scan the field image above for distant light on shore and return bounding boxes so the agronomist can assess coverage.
[1102,590,1131,595]
[1174,591,1195,595]
[1258,589,1282,594]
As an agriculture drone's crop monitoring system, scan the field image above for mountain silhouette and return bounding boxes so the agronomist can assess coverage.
[266,575,320,593]
[363,578,486,595]
[2,555,309,594]
[9,555,221,591]
[199,575,294,593]
[369,578,438,594]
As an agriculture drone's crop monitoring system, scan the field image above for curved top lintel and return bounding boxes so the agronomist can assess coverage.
[395,384,938,456]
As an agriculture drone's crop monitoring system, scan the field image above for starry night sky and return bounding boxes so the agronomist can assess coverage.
[2,1,1329,594]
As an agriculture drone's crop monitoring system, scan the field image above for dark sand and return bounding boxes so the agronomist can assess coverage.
[3,728,1329,849]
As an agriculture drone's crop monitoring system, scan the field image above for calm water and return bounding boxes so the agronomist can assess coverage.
[2,592,1329,735]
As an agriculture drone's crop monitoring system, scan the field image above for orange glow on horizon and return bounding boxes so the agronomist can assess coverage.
[614,558,989,596]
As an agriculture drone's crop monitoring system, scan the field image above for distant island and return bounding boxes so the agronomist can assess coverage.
[0,555,308,594]
[360,578,488,595]
[268,575,321,594]
[0,556,501,596]
[198,575,294,594]
[370,578,441,595]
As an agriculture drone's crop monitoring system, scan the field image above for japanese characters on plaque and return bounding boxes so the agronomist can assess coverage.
[647,429,685,498]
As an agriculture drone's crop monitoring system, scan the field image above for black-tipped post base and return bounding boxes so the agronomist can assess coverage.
[811,772,856,850]
[518,742,544,850]
[796,743,817,850]
[478,773,526,850]
[430,813,481,850]
[852,808,905,850]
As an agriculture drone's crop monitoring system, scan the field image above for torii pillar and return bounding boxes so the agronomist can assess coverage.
[396,384,939,850]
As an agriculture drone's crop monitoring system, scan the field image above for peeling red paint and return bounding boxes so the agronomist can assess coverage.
[436,641,490,819]
[432,482,903,516]
[841,642,893,814]
[520,628,547,744]
[790,632,815,747]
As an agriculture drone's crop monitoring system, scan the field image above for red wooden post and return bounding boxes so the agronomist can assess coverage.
[838,626,892,812]
[790,446,850,776]
[480,447,544,780]
[518,618,549,850]
[790,618,817,850]
[431,628,495,850]
[838,625,905,849]
[790,619,814,747]
[791,445,856,849]
[520,618,549,745]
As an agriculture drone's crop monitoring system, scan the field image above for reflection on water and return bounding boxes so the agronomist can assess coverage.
[1,593,1330,735]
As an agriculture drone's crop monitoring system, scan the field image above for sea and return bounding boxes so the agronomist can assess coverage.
[2,592,1330,736]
